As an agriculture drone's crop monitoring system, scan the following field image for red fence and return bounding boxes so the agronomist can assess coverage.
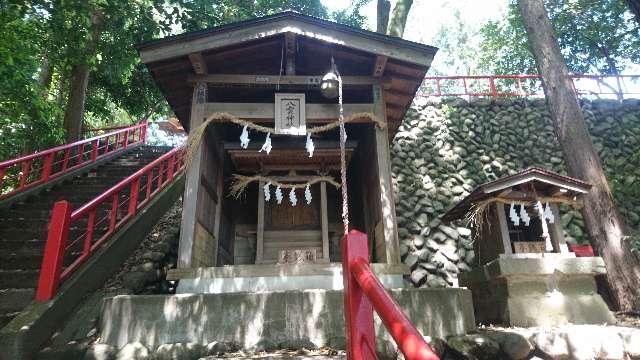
[0,122,147,201]
[342,230,440,360]
[418,74,640,98]
[83,124,134,135]
[35,146,185,301]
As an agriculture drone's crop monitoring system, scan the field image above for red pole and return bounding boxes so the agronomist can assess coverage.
[0,167,6,191]
[90,139,99,162]
[36,201,72,302]
[342,230,377,360]
[128,178,140,215]
[140,121,148,144]
[351,257,439,360]
[41,153,54,182]
[19,159,32,189]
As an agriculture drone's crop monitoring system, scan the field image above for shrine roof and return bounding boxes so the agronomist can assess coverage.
[441,167,592,222]
[137,11,438,133]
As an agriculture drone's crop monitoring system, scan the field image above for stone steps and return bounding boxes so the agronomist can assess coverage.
[0,269,39,289]
[0,146,170,330]
[0,288,35,312]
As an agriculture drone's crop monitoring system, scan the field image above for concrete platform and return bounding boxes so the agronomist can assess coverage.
[98,288,475,350]
[168,263,409,294]
[460,256,615,327]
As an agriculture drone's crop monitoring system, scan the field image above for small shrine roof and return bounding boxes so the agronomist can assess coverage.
[137,11,438,134]
[441,167,591,222]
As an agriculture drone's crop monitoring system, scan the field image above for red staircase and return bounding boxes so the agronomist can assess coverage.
[0,124,179,328]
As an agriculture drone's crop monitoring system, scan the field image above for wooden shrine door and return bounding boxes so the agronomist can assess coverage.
[256,182,330,264]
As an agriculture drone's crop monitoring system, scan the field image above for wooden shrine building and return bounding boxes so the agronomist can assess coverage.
[138,12,438,293]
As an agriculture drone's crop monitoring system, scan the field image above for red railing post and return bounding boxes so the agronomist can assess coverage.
[19,159,32,189]
[351,258,439,360]
[36,201,72,302]
[342,230,377,360]
[489,77,497,97]
[41,153,54,182]
[343,230,440,360]
[140,121,148,144]
[91,139,99,162]
[128,178,140,215]
[123,129,130,148]
[0,167,6,190]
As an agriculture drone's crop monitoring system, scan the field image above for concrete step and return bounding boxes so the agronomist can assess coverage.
[0,239,45,252]
[0,311,21,328]
[0,288,34,312]
[0,270,39,289]
[0,228,44,240]
[0,250,43,270]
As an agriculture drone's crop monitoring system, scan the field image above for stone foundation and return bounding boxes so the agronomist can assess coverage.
[460,255,615,327]
[168,263,407,294]
[98,288,475,350]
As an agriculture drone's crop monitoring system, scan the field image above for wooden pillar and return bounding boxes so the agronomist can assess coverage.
[549,204,568,253]
[495,203,513,255]
[372,84,400,264]
[321,181,330,262]
[256,180,265,264]
[177,82,207,268]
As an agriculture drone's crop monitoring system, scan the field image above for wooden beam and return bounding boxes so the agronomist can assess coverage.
[495,203,513,255]
[139,18,435,66]
[204,102,373,122]
[256,180,265,264]
[188,74,379,86]
[372,85,400,265]
[372,55,388,77]
[284,33,296,75]
[320,181,330,262]
[177,82,207,268]
[188,52,208,74]
[549,204,568,253]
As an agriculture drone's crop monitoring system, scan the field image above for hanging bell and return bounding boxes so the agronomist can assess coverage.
[320,57,339,99]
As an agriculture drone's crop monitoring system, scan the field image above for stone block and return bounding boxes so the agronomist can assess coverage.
[98,288,475,351]
[461,257,615,327]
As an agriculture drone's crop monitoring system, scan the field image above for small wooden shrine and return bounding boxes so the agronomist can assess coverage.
[138,11,438,293]
[442,168,615,326]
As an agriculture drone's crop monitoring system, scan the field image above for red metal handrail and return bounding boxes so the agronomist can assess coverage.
[35,145,185,302]
[0,122,148,201]
[419,74,640,98]
[84,124,133,134]
[342,230,439,360]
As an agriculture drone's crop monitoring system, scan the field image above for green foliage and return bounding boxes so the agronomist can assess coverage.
[0,0,371,160]
[0,2,64,159]
[431,9,479,76]
[479,0,640,75]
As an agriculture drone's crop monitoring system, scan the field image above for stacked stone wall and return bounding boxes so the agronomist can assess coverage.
[391,98,640,287]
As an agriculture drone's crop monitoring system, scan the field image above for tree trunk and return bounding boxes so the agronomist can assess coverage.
[519,0,640,311]
[62,8,103,142]
[63,63,90,142]
[38,54,53,92]
[377,0,391,33]
[387,0,413,37]
[625,0,640,25]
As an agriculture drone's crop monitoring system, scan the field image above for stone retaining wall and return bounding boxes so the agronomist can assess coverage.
[391,98,640,287]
